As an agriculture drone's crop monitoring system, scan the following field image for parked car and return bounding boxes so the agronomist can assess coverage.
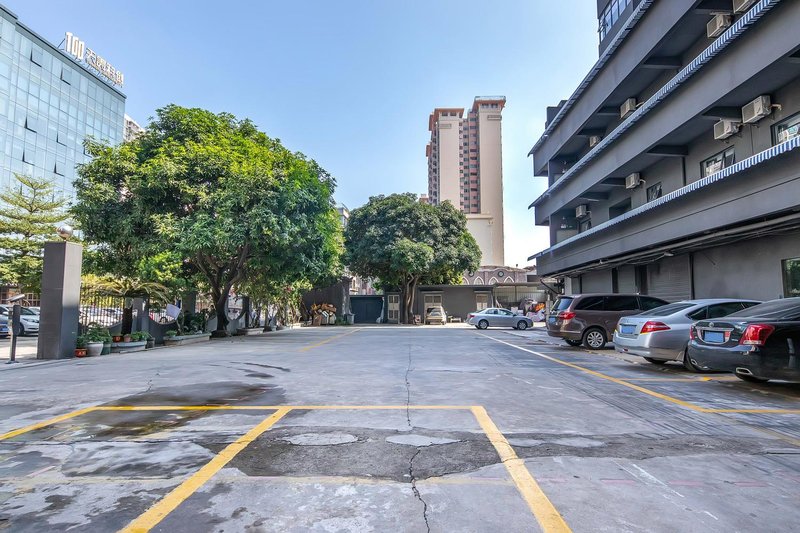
[687,298,800,383]
[0,305,40,336]
[424,306,447,325]
[614,299,761,369]
[0,315,8,338]
[27,306,40,314]
[548,294,669,349]
[468,308,533,330]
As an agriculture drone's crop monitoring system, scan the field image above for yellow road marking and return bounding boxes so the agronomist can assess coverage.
[480,334,800,415]
[471,406,571,533]
[119,407,291,533]
[299,327,362,352]
[622,377,717,382]
[93,405,471,411]
[0,407,97,441]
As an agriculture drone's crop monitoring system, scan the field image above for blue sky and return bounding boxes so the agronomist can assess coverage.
[11,0,599,267]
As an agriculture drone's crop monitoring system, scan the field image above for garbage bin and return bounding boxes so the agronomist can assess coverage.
[345,313,354,325]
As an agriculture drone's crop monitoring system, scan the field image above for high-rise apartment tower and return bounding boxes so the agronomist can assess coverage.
[426,96,505,266]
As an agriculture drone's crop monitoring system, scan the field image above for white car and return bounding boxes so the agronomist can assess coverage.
[0,305,40,335]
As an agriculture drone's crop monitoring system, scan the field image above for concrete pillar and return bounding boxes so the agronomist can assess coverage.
[131,298,146,332]
[37,241,82,359]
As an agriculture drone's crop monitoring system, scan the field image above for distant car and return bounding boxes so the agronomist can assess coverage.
[27,306,40,314]
[687,298,800,383]
[613,299,761,369]
[424,306,447,325]
[0,305,40,336]
[468,308,533,330]
[548,294,669,349]
[0,315,8,338]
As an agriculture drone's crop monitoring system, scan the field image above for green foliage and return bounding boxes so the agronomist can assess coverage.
[84,324,111,343]
[73,105,342,333]
[129,331,151,341]
[344,194,480,322]
[82,274,171,305]
[0,174,68,292]
[164,329,178,337]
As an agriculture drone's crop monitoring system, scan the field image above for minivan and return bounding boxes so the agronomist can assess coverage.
[547,294,669,349]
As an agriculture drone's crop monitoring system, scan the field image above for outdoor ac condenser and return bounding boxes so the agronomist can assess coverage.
[707,14,732,38]
[589,135,602,148]
[742,95,771,124]
[575,204,589,219]
[625,173,642,189]
[733,0,757,14]
[620,98,637,119]
[714,119,741,140]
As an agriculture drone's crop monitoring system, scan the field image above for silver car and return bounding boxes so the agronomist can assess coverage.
[613,299,760,370]
[468,308,533,330]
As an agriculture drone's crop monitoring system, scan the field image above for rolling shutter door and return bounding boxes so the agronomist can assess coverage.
[647,255,691,302]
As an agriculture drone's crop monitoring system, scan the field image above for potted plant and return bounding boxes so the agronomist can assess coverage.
[123,333,132,343]
[165,329,178,338]
[75,335,88,357]
[143,332,155,349]
[112,334,123,343]
[84,328,105,357]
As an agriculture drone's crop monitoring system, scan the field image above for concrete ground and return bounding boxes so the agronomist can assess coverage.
[0,325,798,532]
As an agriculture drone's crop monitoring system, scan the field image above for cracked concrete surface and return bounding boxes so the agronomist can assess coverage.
[0,326,798,532]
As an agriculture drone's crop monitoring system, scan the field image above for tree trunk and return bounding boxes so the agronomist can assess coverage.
[121,307,133,335]
[212,293,229,337]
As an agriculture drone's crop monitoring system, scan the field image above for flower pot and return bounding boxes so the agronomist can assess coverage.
[86,342,104,357]
[75,348,87,357]
[101,342,112,355]
[112,335,123,343]
[123,334,132,343]
[146,339,155,349]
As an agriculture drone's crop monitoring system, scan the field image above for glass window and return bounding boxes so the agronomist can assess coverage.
[551,297,573,312]
[782,257,800,298]
[646,182,663,202]
[773,113,800,145]
[701,147,735,177]
[641,303,694,317]
[639,297,669,311]
[575,296,604,311]
[30,46,43,66]
[727,298,800,320]
[707,302,749,319]
[24,115,37,132]
[60,67,72,85]
[687,306,708,321]
[604,295,639,311]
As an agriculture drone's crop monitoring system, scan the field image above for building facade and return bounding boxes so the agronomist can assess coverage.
[123,113,143,142]
[427,96,506,266]
[0,5,125,196]
[529,0,800,302]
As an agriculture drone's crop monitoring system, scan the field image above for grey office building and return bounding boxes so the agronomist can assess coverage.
[0,4,125,195]
[529,0,800,302]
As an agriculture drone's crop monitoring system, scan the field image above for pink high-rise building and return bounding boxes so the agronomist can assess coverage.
[427,97,506,266]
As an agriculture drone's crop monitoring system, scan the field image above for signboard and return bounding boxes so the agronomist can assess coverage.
[64,32,124,87]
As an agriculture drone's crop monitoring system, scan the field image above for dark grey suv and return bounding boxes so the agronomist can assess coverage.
[547,294,669,349]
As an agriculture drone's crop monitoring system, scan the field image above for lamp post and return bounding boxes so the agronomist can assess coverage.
[6,293,25,364]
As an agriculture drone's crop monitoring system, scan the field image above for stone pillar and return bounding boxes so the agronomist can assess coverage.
[37,242,83,359]
[131,298,146,332]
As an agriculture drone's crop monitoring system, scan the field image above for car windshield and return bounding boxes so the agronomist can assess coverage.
[427,308,441,315]
[551,297,573,312]
[638,303,694,317]
[21,308,37,315]
[725,298,800,320]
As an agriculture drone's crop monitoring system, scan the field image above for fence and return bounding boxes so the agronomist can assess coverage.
[78,287,126,330]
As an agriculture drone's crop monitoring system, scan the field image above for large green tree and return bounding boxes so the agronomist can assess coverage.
[344,193,480,323]
[74,105,341,335]
[0,174,68,292]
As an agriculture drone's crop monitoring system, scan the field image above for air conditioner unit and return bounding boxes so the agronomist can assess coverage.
[625,173,642,189]
[575,204,589,219]
[742,95,771,124]
[707,14,732,38]
[620,98,637,119]
[714,119,741,140]
[589,135,602,148]
[733,0,757,14]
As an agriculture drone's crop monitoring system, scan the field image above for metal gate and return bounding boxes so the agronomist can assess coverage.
[350,295,383,324]
[646,255,691,302]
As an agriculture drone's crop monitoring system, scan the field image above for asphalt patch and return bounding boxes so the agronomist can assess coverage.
[105,381,286,407]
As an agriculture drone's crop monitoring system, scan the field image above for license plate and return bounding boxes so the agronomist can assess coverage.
[703,331,725,343]
[548,316,556,324]
[620,324,635,335]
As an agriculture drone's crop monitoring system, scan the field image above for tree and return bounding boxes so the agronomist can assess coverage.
[74,105,342,336]
[82,275,170,334]
[0,174,68,292]
[344,193,480,323]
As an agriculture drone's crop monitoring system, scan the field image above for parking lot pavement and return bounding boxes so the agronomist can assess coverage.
[0,335,38,363]
[0,325,798,532]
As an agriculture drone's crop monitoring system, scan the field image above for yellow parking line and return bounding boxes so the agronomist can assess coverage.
[481,334,800,415]
[622,377,717,382]
[298,327,362,352]
[471,406,571,533]
[0,407,97,441]
[94,405,471,411]
[119,407,291,533]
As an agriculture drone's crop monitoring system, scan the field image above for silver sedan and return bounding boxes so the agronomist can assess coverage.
[613,299,760,370]
[467,308,533,330]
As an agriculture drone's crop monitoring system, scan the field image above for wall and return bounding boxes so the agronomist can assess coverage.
[466,215,495,266]
[437,116,462,206]
[414,286,492,321]
[580,270,612,293]
[693,231,800,300]
[478,108,505,265]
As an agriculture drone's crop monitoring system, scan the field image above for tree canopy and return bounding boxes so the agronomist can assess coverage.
[0,174,68,292]
[74,105,342,334]
[344,193,480,322]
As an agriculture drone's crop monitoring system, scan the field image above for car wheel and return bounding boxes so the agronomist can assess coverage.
[682,348,708,373]
[478,320,489,330]
[643,357,667,365]
[565,339,582,347]
[734,371,769,383]
[516,321,528,331]
[17,324,25,337]
[582,328,607,349]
